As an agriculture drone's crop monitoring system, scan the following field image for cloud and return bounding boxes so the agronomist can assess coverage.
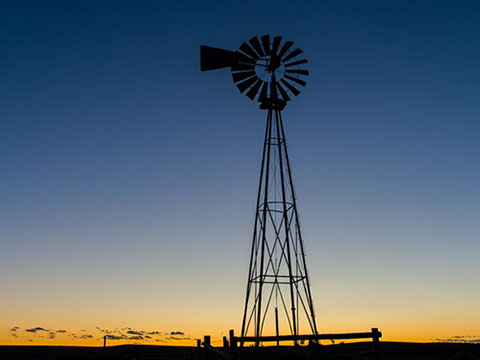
[71,333,94,340]
[25,327,48,333]
[435,335,480,344]
[97,327,166,339]
[18,325,189,343]
[127,330,144,336]
[147,331,162,335]
[128,335,144,340]
[170,336,190,340]
[104,333,150,342]
[101,327,174,342]
[107,335,125,340]
[96,327,112,334]
[170,331,184,336]
[15,325,184,343]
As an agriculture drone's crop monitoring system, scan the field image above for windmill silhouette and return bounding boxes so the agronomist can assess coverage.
[200,35,317,343]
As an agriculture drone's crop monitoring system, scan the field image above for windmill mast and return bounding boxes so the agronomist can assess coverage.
[241,106,318,340]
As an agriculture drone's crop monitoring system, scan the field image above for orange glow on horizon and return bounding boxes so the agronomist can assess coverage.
[2,322,478,346]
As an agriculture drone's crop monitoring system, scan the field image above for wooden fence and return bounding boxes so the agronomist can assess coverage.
[199,328,382,360]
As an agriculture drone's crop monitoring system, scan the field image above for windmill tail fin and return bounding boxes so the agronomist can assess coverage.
[200,45,238,71]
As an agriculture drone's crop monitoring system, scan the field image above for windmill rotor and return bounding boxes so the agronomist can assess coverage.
[200,35,309,109]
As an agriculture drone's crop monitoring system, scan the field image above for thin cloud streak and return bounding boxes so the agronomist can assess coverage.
[9,325,188,343]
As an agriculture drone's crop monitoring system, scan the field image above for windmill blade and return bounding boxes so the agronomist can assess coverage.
[249,36,265,57]
[258,82,269,102]
[232,71,256,83]
[285,59,308,67]
[246,79,263,100]
[232,51,255,71]
[285,69,309,76]
[236,75,259,93]
[236,52,256,65]
[281,79,301,96]
[239,42,260,60]
[261,35,270,55]
[282,48,303,63]
[269,36,283,71]
[276,82,291,102]
[200,45,238,71]
[277,41,293,60]
[271,36,282,57]
[284,74,307,87]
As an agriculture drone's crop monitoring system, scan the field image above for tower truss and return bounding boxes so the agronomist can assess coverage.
[240,108,317,341]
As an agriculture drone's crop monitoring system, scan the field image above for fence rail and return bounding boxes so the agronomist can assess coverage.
[234,329,382,343]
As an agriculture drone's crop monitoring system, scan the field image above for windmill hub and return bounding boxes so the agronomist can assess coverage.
[254,58,285,84]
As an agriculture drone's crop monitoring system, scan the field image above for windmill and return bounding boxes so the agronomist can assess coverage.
[200,35,317,343]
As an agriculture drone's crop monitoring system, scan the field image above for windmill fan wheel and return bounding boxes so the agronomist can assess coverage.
[233,35,309,107]
[200,35,309,109]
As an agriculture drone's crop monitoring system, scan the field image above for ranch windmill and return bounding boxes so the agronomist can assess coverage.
[200,35,317,343]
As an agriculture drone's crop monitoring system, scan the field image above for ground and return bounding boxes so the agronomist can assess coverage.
[0,342,479,360]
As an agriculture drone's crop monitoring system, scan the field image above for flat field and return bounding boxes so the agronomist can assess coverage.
[1,342,479,360]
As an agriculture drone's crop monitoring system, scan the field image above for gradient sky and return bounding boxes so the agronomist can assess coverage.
[1,0,479,346]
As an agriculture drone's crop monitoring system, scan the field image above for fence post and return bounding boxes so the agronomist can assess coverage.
[203,336,211,360]
[103,335,107,360]
[196,339,202,360]
[204,335,211,347]
[372,328,381,360]
[229,329,237,360]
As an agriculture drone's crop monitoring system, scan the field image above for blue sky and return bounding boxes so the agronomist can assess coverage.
[0,0,479,344]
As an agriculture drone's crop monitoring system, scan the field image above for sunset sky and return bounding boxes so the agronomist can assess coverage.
[1,0,479,346]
